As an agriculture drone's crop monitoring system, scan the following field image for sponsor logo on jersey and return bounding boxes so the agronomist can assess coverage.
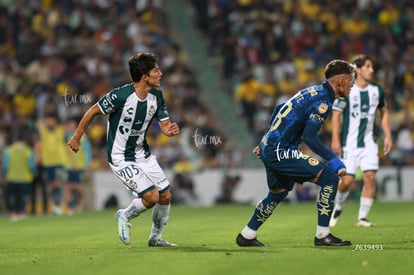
[309,113,325,123]
[101,93,118,113]
[119,125,129,135]
[129,129,143,137]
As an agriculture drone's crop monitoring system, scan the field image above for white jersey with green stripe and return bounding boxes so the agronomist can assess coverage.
[333,82,386,149]
[97,83,169,164]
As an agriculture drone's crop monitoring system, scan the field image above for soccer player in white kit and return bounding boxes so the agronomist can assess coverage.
[67,53,180,246]
[330,54,392,227]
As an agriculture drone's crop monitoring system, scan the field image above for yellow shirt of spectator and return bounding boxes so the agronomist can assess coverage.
[235,77,262,103]
[13,93,36,117]
[39,124,67,167]
[3,142,35,183]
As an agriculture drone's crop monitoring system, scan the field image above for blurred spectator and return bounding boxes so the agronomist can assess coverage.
[171,156,198,205]
[2,129,36,220]
[35,113,67,215]
[215,173,242,204]
[234,72,262,130]
[64,117,93,215]
[190,0,414,166]
[0,0,233,173]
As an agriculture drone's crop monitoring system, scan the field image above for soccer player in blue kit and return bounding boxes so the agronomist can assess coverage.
[236,60,356,247]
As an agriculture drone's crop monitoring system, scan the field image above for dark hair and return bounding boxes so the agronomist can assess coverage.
[128,53,158,82]
[324,59,355,79]
[351,54,373,68]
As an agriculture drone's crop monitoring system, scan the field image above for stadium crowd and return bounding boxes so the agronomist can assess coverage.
[190,0,414,166]
[0,0,244,170]
[0,0,244,217]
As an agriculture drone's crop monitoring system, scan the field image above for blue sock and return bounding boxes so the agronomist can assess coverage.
[316,168,339,227]
[247,191,288,230]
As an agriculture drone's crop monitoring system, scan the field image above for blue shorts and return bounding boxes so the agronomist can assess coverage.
[67,170,84,184]
[43,166,65,183]
[259,143,324,190]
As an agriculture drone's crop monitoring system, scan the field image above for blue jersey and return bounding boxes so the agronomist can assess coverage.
[262,81,335,152]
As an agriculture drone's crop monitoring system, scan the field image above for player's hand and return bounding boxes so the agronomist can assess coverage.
[383,137,393,156]
[167,122,180,136]
[252,146,261,159]
[331,139,342,156]
[67,136,81,153]
[327,157,346,176]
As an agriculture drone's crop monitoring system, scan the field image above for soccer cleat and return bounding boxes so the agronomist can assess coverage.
[356,218,375,227]
[115,210,132,245]
[148,238,177,247]
[236,233,265,247]
[329,209,342,227]
[314,233,352,246]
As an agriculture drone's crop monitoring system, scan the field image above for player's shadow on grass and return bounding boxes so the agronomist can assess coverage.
[174,246,275,253]
[130,245,276,253]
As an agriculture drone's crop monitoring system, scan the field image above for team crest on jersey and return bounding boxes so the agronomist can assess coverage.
[308,158,319,166]
[148,105,156,117]
[318,103,328,114]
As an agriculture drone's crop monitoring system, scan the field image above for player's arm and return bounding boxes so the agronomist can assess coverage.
[379,106,392,155]
[67,104,102,153]
[159,119,180,137]
[303,122,336,162]
[303,121,346,176]
[331,109,342,156]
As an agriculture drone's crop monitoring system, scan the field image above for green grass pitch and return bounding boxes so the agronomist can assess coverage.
[0,201,413,275]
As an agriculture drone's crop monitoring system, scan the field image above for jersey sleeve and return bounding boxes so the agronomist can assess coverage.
[156,91,169,121]
[332,97,347,112]
[377,84,387,109]
[307,101,331,128]
[303,100,336,160]
[97,88,125,115]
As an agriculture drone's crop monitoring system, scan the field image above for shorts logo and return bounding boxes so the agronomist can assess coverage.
[308,158,319,166]
[318,103,328,114]
[127,179,137,189]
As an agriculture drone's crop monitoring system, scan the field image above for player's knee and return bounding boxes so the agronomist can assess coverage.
[158,190,172,205]
[316,168,339,188]
[141,189,159,208]
[269,187,287,194]
[267,189,289,203]
[363,171,376,185]
[339,175,353,189]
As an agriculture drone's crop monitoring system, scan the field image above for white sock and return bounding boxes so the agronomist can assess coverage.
[149,204,170,240]
[241,226,257,240]
[124,198,148,220]
[334,191,350,211]
[316,225,330,239]
[358,197,374,220]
